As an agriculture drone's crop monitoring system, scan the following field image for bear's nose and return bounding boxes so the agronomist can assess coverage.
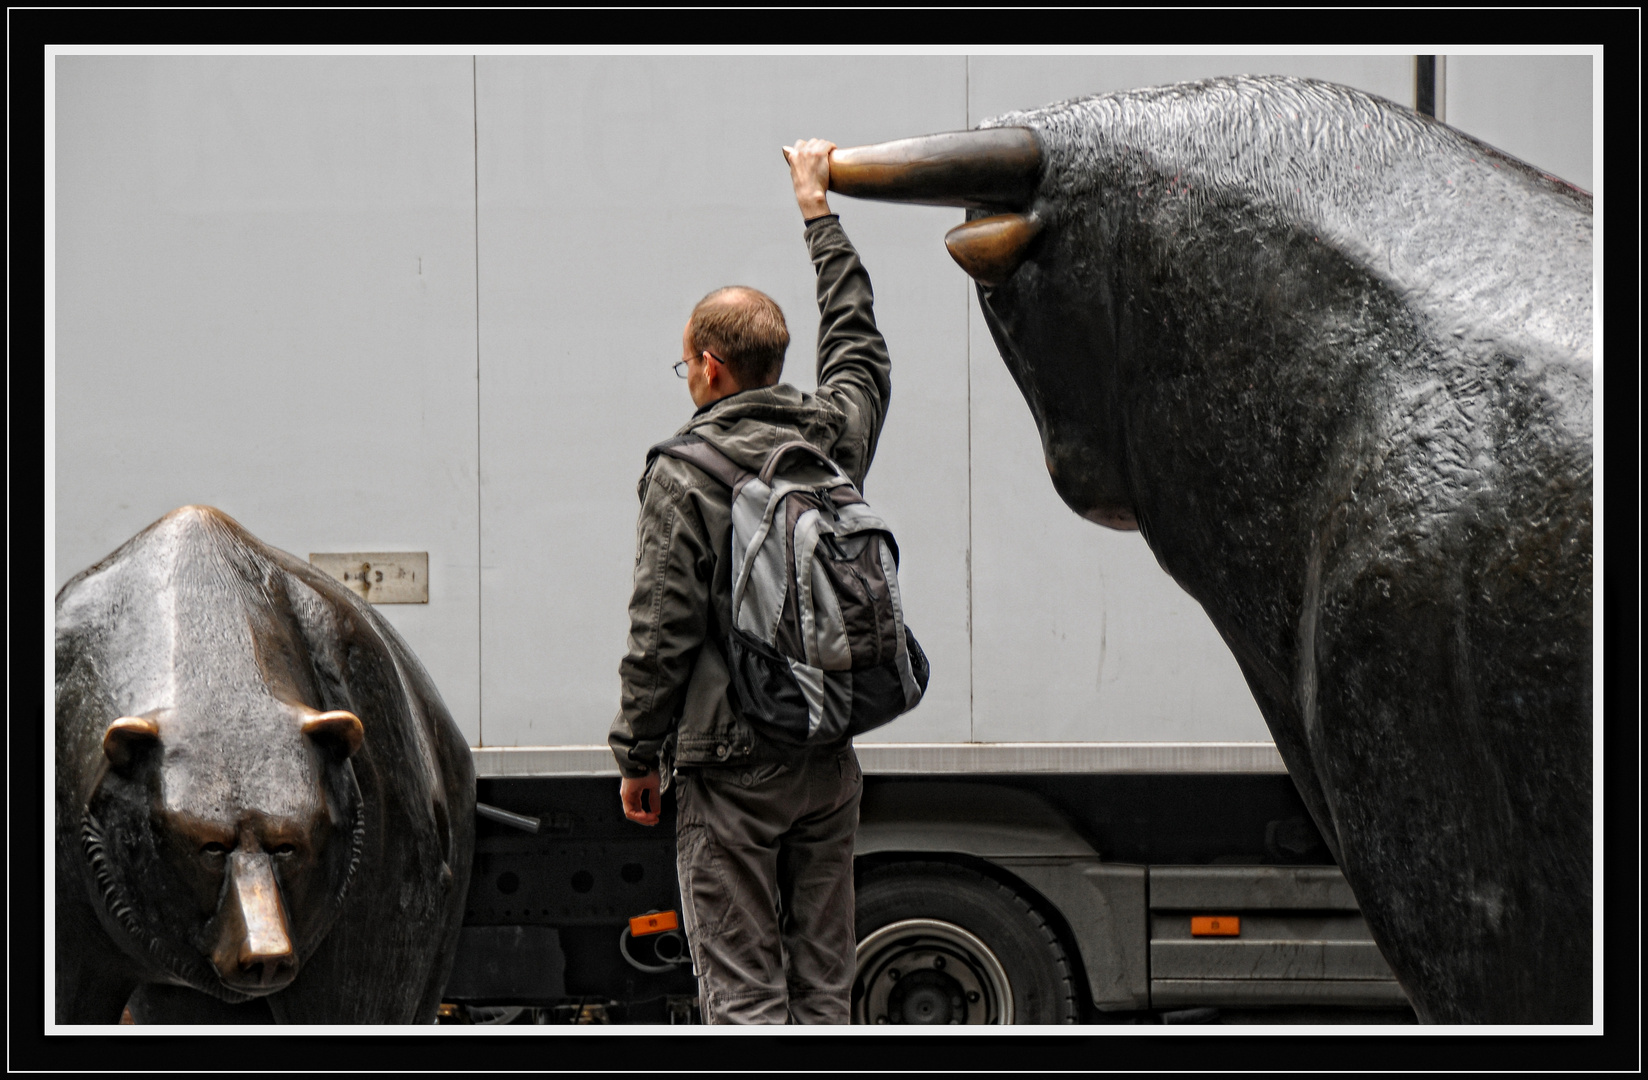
[213,850,297,991]
[239,953,297,989]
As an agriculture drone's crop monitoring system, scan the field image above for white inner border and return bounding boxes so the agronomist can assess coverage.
[43,42,1607,1039]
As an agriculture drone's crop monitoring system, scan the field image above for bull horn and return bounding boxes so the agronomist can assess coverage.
[827,128,1041,210]
[103,716,160,770]
[300,709,364,757]
[945,213,1044,287]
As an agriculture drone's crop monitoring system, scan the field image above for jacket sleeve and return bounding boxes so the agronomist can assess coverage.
[805,215,893,489]
[608,463,715,777]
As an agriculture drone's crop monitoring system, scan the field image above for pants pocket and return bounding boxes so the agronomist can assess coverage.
[745,761,791,787]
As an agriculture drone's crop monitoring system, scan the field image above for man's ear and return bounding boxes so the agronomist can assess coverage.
[705,352,739,392]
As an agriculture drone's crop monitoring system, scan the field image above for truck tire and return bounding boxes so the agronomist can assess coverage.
[853,861,1079,1024]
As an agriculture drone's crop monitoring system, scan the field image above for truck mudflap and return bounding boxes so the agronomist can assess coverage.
[994,859,1148,1011]
[854,781,1149,1012]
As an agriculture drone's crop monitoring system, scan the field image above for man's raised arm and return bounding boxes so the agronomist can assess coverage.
[783,138,894,489]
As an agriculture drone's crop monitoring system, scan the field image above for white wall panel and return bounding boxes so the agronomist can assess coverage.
[54,53,1592,752]
[54,56,482,741]
[966,303,1271,743]
[473,56,969,746]
[1444,55,1593,191]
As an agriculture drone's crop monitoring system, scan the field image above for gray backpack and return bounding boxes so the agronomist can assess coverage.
[649,435,929,748]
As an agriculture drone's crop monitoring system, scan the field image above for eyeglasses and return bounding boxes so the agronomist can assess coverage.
[673,351,724,379]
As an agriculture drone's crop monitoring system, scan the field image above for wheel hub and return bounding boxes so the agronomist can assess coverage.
[888,966,966,1024]
[853,918,1013,1024]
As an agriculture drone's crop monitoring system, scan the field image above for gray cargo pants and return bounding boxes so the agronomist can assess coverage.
[674,745,862,1024]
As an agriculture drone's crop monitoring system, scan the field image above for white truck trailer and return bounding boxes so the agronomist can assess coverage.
[52,51,1593,1024]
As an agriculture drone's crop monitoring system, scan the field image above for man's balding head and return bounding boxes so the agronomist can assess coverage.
[687,287,789,389]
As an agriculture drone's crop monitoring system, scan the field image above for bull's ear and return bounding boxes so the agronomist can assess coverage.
[103,716,160,770]
[945,212,1043,287]
[301,710,364,758]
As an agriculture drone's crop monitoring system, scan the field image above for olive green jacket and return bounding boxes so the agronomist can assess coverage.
[609,216,894,780]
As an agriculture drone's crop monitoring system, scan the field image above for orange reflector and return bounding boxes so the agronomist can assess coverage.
[1191,916,1240,937]
[629,910,679,937]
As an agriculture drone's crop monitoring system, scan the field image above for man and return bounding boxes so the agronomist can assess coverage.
[609,138,894,1025]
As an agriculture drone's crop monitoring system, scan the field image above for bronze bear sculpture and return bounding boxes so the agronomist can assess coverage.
[55,506,475,1023]
[826,75,1592,1023]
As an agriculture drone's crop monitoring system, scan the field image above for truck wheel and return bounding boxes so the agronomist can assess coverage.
[853,861,1079,1024]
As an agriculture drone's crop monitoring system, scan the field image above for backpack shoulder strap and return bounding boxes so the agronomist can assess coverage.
[759,439,846,486]
[647,434,751,491]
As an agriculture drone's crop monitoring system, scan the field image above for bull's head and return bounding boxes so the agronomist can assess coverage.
[824,77,1589,545]
[827,122,1140,531]
[826,77,1592,655]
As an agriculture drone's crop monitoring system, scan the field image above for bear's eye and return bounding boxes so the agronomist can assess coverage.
[200,842,228,856]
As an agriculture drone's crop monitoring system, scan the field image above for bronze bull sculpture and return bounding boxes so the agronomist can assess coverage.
[826,75,1592,1023]
[55,506,475,1023]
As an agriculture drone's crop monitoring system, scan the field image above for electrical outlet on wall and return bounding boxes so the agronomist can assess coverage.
[310,552,429,604]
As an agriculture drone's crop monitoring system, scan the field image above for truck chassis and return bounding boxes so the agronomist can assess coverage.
[441,744,1415,1025]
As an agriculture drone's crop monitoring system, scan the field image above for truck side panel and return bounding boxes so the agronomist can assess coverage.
[1146,867,1404,1007]
[54,54,1600,753]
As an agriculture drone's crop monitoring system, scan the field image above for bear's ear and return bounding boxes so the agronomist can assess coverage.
[103,716,160,770]
[301,710,364,758]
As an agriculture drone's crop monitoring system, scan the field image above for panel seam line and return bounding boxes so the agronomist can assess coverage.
[965,54,975,744]
[473,54,484,747]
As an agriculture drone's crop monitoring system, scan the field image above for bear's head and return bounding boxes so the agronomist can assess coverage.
[86,700,365,999]
[63,506,369,1002]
